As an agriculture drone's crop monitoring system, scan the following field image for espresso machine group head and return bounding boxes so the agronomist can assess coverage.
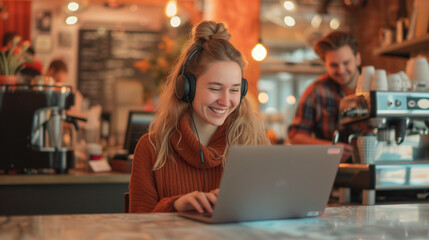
[0,84,82,173]
[339,91,429,145]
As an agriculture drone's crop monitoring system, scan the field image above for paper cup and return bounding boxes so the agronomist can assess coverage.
[371,69,388,91]
[356,66,375,93]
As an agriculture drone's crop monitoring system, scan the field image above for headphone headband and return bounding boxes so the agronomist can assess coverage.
[181,46,203,76]
[175,45,247,103]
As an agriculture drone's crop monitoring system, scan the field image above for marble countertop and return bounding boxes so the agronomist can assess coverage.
[0,170,130,185]
[1,203,429,240]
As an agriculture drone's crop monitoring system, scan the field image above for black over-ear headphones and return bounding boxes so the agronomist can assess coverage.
[175,46,248,103]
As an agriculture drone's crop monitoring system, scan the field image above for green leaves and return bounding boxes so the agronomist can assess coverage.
[0,37,33,76]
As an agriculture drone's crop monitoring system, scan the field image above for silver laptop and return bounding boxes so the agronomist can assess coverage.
[178,145,342,223]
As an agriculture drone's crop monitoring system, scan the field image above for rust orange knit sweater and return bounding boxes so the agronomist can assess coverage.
[129,113,227,213]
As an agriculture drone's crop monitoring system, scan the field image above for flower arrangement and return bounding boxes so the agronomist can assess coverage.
[133,33,188,98]
[0,36,32,75]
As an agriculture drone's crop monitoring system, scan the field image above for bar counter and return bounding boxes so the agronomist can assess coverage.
[0,170,130,185]
[0,170,130,215]
[1,203,429,240]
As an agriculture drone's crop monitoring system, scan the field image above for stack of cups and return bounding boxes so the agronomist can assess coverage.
[370,69,389,91]
[356,66,375,94]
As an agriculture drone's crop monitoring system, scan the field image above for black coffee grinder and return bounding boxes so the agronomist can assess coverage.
[0,84,83,173]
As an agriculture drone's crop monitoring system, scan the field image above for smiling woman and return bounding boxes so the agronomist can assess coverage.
[129,20,270,214]
[191,61,243,132]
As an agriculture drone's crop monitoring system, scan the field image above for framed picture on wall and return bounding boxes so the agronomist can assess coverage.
[58,31,72,48]
[35,10,52,33]
[34,34,53,53]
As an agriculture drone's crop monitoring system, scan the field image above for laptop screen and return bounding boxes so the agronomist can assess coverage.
[123,111,155,155]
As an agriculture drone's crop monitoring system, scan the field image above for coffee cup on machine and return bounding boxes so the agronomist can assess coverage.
[356,134,377,164]
[371,69,388,91]
[398,71,411,91]
[387,73,402,91]
[412,57,429,91]
[356,65,375,94]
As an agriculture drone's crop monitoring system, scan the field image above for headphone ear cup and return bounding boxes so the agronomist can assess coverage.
[241,78,248,100]
[175,74,189,102]
[185,72,197,102]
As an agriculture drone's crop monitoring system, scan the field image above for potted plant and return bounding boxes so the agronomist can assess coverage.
[0,36,32,84]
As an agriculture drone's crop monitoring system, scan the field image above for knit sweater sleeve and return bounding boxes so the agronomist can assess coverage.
[129,134,183,213]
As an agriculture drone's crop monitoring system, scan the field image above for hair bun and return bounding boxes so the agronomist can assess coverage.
[193,21,231,42]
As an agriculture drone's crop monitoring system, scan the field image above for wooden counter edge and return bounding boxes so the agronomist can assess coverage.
[0,171,131,185]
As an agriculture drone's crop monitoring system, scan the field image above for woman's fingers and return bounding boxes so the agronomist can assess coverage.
[210,188,219,197]
[186,194,205,213]
[174,191,202,213]
[194,192,214,213]
[206,192,217,206]
[174,191,218,213]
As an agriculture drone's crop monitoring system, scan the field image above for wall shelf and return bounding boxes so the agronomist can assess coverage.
[374,34,429,58]
[260,60,326,75]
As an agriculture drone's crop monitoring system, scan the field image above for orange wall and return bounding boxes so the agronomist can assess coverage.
[0,1,31,46]
[210,0,260,109]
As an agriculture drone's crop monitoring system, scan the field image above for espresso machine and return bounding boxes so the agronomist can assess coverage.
[0,83,83,173]
[335,90,429,205]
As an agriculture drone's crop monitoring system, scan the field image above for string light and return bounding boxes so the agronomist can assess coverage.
[286,95,296,105]
[170,16,181,27]
[283,1,295,11]
[67,2,79,12]
[311,14,322,28]
[330,17,340,29]
[252,2,267,61]
[65,16,78,25]
[284,16,296,27]
[258,92,269,104]
[252,43,267,61]
[165,0,177,17]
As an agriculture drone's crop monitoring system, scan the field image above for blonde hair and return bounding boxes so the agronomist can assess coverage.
[149,20,269,170]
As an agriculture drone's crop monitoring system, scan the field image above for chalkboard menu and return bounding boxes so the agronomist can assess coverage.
[78,29,160,111]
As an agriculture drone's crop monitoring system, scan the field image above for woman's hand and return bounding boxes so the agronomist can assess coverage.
[173,189,218,213]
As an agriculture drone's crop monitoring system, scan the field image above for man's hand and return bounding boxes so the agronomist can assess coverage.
[338,142,354,163]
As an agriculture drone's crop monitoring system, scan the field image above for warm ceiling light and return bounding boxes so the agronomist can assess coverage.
[65,16,78,25]
[283,1,295,11]
[67,2,79,12]
[258,92,269,104]
[311,14,322,28]
[252,43,268,61]
[165,1,177,17]
[286,95,296,105]
[283,16,296,27]
[170,16,181,27]
[330,17,340,29]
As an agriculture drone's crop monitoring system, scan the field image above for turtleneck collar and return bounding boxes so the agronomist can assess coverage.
[170,112,228,169]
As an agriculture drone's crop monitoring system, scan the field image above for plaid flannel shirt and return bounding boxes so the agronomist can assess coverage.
[288,74,362,143]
